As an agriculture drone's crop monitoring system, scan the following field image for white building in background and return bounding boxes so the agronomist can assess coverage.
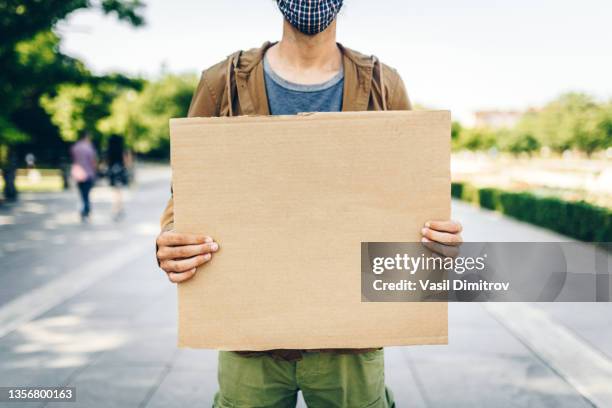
[473,110,524,129]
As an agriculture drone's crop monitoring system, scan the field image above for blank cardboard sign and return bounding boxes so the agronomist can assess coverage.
[171,111,450,350]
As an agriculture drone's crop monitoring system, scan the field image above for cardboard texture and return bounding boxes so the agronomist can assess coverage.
[171,111,450,350]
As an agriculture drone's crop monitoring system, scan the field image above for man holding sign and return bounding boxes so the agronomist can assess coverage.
[156,1,463,406]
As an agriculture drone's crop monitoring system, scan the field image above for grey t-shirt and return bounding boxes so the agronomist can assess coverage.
[263,55,344,115]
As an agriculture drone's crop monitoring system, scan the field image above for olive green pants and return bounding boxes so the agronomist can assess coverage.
[213,349,394,408]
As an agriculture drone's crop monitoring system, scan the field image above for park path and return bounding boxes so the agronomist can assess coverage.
[0,165,610,407]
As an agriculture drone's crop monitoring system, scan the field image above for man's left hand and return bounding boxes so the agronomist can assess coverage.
[421,220,463,257]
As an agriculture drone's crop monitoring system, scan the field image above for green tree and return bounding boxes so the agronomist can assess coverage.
[0,0,144,46]
[452,93,611,155]
[451,121,462,141]
[0,1,144,122]
[454,127,498,151]
[98,74,198,157]
[0,0,145,200]
[1,31,86,142]
[497,127,540,155]
[596,102,612,151]
[40,76,143,143]
[515,93,607,155]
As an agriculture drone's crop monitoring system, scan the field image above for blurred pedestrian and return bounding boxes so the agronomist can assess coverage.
[107,134,129,221]
[25,153,41,184]
[70,131,97,222]
[25,153,35,168]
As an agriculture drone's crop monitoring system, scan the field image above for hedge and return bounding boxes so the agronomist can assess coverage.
[478,188,500,210]
[451,182,612,242]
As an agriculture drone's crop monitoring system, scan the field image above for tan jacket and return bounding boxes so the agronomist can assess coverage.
[160,42,412,360]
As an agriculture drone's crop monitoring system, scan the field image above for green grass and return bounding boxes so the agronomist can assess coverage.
[0,170,64,193]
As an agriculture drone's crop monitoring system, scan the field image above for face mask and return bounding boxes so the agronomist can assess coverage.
[277,0,344,35]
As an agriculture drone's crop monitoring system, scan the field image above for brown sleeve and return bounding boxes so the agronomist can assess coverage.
[387,69,413,111]
[159,197,175,232]
[187,70,220,118]
[160,69,221,232]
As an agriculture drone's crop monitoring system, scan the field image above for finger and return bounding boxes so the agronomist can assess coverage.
[160,253,212,273]
[424,220,462,234]
[421,237,460,258]
[421,227,463,246]
[157,232,212,247]
[157,242,219,260]
[168,268,197,283]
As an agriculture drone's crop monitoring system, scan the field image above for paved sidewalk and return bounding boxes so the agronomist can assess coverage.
[0,166,610,407]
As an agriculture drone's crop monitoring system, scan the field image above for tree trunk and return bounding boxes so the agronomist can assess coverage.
[2,149,18,201]
[61,162,70,190]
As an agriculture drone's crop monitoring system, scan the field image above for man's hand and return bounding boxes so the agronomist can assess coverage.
[156,231,219,283]
[421,220,463,257]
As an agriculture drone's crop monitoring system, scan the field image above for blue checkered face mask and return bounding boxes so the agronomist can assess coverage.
[277,0,344,35]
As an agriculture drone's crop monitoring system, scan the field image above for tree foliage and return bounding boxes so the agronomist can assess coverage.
[0,0,144,47]
[452,126,498,152]
[40,75,143,143]
[453,93,612,154]
[0,31,86,145]
[0,0,145,157]
[97,74,197,154]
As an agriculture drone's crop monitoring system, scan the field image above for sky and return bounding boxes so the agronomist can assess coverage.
[57,0,612,123]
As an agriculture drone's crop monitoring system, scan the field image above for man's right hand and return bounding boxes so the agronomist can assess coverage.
[156,231,219,283]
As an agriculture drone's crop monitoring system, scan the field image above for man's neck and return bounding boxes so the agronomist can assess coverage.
[267,20,342,85]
